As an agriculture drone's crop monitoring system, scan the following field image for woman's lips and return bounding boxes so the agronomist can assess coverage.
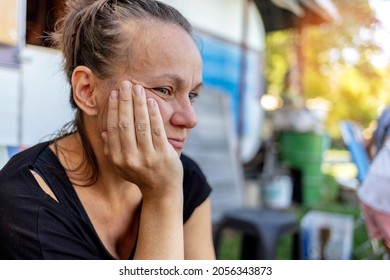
[168,138,185,150]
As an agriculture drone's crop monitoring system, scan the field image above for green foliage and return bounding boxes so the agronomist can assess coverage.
[264,0,390,138]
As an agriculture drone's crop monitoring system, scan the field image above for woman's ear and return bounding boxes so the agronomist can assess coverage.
[71,66,99,116]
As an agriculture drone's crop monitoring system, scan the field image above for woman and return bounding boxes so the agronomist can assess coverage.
[0,0,215,260]
[357,106,390,256]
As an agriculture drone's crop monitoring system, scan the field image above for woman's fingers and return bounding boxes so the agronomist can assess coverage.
[104,80,175,158]
[132,85,153,152]
[104,81,163,158]
[105,90,121,157]
[147,98,168,151]
[117,81,137,154]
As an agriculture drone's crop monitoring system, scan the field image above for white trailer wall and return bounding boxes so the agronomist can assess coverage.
[161,0,266,162]
[20,45,73,145]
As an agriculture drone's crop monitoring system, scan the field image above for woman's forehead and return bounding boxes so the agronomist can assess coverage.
[132,22,200,61]
[126,22,202,83]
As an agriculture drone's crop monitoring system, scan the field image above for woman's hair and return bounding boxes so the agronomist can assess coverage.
[50,0,193,185]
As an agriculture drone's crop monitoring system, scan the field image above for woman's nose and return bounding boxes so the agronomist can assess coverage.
[170,99,198,129]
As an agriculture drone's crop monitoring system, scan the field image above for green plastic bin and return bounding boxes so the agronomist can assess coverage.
[278,131,329,206]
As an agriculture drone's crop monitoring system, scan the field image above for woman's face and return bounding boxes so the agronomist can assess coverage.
[118,22,203,154]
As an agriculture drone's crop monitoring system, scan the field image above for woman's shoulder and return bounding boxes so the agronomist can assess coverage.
[1,142,51,170]
[1,141,47,174]
[180,153,204,174]
[180,153,212,222]
[181,153,212,185]
[0,141,56,202]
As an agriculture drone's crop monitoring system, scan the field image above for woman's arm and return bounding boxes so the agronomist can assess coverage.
[103,81,184,259]
[184,198,216,260]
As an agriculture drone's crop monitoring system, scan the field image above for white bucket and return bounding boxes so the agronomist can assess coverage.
[262,174,293,209]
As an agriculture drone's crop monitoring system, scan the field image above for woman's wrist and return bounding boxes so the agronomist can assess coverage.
[135,190,184,259]
[142,186,183,211]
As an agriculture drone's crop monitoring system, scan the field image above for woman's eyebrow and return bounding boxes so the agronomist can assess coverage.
[193,82,203,91]
[152,73,203,88]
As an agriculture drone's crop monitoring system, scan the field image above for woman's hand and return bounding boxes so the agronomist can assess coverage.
[102,80,183,202]
[102,80,185,259]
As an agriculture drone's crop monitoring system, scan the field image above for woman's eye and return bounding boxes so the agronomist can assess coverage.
[154,88,170,96]
[189,92,199,103]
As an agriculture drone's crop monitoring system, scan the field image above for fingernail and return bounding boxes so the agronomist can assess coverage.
[110,90,118,100]
[134,85,143,96]
[121,81,131,92]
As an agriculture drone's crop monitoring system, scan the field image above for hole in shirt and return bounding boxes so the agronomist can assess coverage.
[29,169,59,203]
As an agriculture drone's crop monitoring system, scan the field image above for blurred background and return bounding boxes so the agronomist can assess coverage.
[1,0,390,259]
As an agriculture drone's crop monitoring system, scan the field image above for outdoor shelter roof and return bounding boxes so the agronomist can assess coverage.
[254,0,341,32]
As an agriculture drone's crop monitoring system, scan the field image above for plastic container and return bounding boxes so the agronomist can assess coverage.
[302,185,323,206]
[262,174,293,209]
[300,210,354,260]
[279,131,328,154]
[278,131,329,206]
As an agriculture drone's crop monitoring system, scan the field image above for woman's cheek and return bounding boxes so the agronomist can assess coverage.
[152,98,171,125]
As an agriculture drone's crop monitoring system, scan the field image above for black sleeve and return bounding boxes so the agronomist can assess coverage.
[180,154,212,223]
